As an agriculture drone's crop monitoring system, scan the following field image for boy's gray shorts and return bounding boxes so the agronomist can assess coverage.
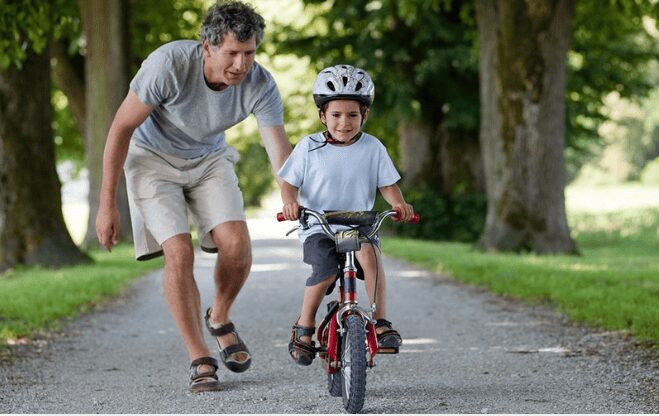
[124,142,245,261]
[302,231,380,293]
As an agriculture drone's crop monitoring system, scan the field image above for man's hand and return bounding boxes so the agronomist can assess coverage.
[96,205,121,252]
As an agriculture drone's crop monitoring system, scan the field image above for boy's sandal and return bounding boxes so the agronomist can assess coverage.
[188,356,221,393]
[375,318,402,352]
[288,321,316,366]
[204,308,252,373]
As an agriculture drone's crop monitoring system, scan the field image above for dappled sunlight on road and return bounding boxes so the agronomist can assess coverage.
[394,270,436,279]
[404,338,439,345]
[250,263,308,272]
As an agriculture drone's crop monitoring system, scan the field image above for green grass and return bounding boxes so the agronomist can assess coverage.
[383,207,659,347]
[0,244,162,344]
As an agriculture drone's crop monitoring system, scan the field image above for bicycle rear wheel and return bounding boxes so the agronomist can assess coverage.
[341,314,367,413]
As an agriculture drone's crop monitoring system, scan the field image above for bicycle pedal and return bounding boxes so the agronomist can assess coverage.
[377,347,399,354]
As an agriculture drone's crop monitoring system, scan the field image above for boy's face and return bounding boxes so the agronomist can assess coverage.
[320,100,369,142]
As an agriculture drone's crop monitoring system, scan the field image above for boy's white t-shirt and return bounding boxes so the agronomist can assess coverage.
[277,132,401,242]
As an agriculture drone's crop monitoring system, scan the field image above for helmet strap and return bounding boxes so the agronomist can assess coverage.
[323,130,362,145]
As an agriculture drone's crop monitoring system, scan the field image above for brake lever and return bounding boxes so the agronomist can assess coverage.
[285,226,300,237]
[298,209,310,230]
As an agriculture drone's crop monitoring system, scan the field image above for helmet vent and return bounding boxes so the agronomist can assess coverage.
[342,76,348,86]
[326,82,336,91]
[356,81,363,90]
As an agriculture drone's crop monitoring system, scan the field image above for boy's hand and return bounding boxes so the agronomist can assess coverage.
[393,203,414,222]
[282,201,301,221]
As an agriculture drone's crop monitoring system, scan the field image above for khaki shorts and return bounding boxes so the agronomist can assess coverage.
[124,142,245,261]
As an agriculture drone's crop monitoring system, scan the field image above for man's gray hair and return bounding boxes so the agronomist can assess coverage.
[201,1,265,47]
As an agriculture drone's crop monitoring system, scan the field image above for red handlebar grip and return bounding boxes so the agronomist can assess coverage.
[393,212,421,223]
[276,212,286,222]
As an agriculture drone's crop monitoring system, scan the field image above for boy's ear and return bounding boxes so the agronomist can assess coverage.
[319,109,326,125]
[362,108,370,124]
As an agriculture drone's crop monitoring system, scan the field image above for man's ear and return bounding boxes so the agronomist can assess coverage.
[202,40,212,57]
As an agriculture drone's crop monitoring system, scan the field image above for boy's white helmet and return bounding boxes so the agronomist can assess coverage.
[312,65,375,108]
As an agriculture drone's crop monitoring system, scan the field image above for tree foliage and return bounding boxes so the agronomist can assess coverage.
[0,0,77,69]
[129,0,206,70]
[566,0,658,175]
[271,0,479,154]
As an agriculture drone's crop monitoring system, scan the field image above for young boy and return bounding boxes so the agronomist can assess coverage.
[278,65,415,365]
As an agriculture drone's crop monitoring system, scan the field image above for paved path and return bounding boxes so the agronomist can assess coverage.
[0,216,657,413]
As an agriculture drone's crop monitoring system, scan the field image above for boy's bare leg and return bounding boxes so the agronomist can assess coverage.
[356,243,387,321]
[295,275,335,353]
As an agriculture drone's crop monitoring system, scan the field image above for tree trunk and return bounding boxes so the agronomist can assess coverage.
[0,46,90,272]
[439,125,485,195]
[51,39,86,136]
[476,0,577,253]
[398,117,484,195]
[79,0,132,247]
[398,118,436,189]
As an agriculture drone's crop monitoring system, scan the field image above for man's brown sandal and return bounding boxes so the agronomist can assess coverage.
[288,321,316,366]
[188,356,221,393]
[204,308,252,373]
[375,318,402,354]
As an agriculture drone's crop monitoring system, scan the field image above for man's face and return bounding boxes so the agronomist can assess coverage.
[203,31,256,89]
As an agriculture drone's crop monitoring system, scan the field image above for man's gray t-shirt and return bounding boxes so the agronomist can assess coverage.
[129,40,284,159]
[277,132,401,242]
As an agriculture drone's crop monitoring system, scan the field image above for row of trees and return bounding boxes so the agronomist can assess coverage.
[272,0,656,252]
[0,0,656,271]
[0,0,206,271]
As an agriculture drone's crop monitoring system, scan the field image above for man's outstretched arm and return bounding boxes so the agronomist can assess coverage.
[258,124,292,188]
[96,91,153,251]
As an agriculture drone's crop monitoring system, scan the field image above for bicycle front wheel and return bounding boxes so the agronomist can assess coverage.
[328,371,342,397]
[341,314,367,413]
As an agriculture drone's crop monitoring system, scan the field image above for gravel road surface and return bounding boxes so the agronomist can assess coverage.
[1,217,657,413]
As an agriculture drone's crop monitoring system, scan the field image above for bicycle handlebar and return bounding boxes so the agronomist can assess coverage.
[276,208,420,241]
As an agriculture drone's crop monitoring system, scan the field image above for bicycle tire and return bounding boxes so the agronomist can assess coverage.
[328,371,342,397]
[325,301,342,397]
[341,314,367,413]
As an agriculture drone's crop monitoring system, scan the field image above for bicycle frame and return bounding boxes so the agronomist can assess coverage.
[317,250,380,373]
[277,208,419,371]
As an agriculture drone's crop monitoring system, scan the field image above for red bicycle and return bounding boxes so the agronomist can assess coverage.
[277,208,420,413]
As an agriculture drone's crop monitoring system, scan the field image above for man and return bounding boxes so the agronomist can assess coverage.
[95,1,291,392]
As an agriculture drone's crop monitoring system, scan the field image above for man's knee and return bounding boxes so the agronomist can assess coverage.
[212,222,250,252]
[162,234,195,269]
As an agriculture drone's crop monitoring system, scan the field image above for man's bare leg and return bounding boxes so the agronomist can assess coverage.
[207,221,252,360]
[161,233,210,361]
